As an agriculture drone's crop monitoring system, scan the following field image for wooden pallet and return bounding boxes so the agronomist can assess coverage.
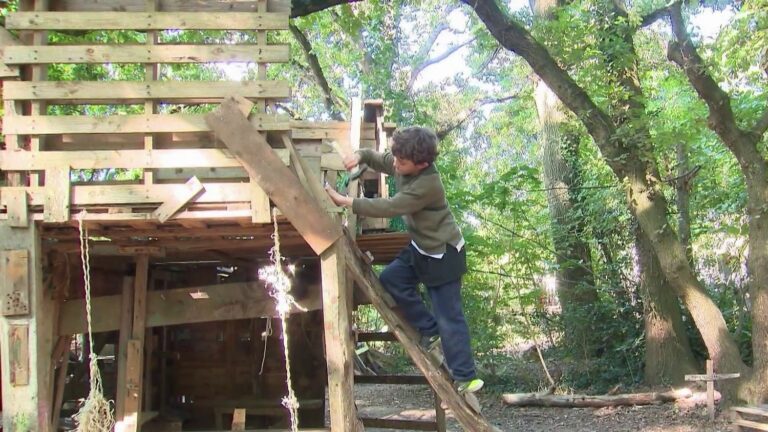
[732,406,768,431]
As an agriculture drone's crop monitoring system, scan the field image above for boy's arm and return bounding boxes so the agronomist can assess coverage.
[356,149,395,176]
[352,185,429,218]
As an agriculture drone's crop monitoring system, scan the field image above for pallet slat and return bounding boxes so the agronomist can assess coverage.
[7,12,288,30]
[3,113,290,135]
[3,80,290,103]
[733,419,768,431]
[0,44,290,64]
[49,0,291,13]
[0,148,288,170]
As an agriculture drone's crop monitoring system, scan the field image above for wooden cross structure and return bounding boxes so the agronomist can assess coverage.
[684,359,740,420]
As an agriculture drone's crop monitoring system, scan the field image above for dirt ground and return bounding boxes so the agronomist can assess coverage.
[354,384,734,431]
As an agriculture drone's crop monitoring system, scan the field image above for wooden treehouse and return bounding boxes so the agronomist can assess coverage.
[0,1,499,431]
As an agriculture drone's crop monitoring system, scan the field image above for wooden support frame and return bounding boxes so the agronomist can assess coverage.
[119,255,149,432]
[320,241,364,432]
[0,223,57,432]
[205,97,342,255]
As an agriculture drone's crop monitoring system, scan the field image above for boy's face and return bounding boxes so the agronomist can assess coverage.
[393,155,429,175]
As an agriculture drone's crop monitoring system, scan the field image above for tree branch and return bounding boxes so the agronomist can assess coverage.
[640,3,672,28]
[409,37,477,90]
[753,108,768,139]
[666,2,757,163]
[436,94,518,139]
[460,0,618,161]
[290,0,365,18]
[289,23,345,121]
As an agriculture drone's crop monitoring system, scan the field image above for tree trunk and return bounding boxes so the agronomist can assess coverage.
[463,0,749,388]
[635,225,698,385]
[502,388,693,407]
[675,143,694,266]
[535,80,599,358]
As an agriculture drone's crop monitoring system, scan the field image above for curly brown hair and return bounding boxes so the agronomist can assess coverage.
[391,127,439,165]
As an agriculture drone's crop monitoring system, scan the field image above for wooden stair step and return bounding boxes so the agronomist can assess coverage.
[355,374,429,385]
[360,417,438,431]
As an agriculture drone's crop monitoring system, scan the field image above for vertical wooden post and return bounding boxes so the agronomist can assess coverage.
[320,241,363,431]
[120,255,149,432]
[347,97,362,236]
[115,276,135,423]
[0,222,56,432]
[706,359,715,421]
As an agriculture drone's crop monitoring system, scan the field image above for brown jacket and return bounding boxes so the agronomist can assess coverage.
[351,149,463,255]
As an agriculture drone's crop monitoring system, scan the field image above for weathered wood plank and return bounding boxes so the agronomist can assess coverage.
[1,250,31,316]
[2,183,254,206]
[49,0,291,13]
[43,166,71,223]
[0,148,289,170]
[7,11,288,30]
[3,113,290,135]
[151,176,204,223]
[231,408,246,431]
[3,80,290,103]
[0,28,21,78]
[0,44,290,64]
[205,97,342,255]
[8,324,29,386]
[58,281,323,335]
[115,277,134,424]
[5,189,29,227]
[320,241,363,432]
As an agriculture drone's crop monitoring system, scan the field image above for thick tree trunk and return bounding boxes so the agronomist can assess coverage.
[535,81,599,358]
[675,143,694,265]
[635,226,698,385]
[463,0,749,388]
[502,388,693,407]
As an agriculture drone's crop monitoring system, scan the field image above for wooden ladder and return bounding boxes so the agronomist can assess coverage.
[341,230,501,432]
[355,331,447,431]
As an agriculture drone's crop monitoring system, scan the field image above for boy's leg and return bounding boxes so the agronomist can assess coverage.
[427,278,476,382]
[379,257,439,337]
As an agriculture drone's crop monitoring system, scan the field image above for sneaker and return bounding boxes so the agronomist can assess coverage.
[418,334,444,366]
[456,378,484,394]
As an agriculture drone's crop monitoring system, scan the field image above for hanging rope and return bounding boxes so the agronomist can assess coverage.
[258,208,307,432]
[74,210,115,432]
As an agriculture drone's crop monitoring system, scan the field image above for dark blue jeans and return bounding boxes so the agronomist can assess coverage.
[379,253,477,381]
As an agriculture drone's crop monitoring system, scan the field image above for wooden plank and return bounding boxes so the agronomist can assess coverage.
[115,277,134,424]
[122,255,149,432]
[0,44,290,64]
[0,28,21,78]
[320,241,363,432]
[49,0,291,13]
[339,231,500,431]
[3,80,290,104]
[231,408,246,431]
[354,374,428,385]
[205,97,342,255]
[8,324,29,386]
[0,148,289,170]
[2,113,291,135]
[43,166,71,223]
[733,406,768,417]
[250,180,271,223]
[1,250,30,316]
[51,335,73,432]
[5,189,29,228]
[7,11,289,30]
[732,419,768,431]
[151,176,204,223]
[58,281,323,335]
[360,418,437,431]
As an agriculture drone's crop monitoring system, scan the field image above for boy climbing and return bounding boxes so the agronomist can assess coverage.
[325,126,484,402]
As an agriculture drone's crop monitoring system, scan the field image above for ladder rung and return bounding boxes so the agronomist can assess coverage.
[356,331,398,342]
[355,374,428,385]
[360,417,438,431]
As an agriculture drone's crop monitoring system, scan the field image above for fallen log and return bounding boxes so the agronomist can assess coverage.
[502,388,693,408]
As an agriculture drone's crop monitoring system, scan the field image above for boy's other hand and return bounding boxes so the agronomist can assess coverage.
[325,184,353,207]
[343,153,361,171]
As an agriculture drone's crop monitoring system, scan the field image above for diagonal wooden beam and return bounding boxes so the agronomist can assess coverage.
[151,176,205,223]
[205,97,341,255]
[339,229,502,432]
